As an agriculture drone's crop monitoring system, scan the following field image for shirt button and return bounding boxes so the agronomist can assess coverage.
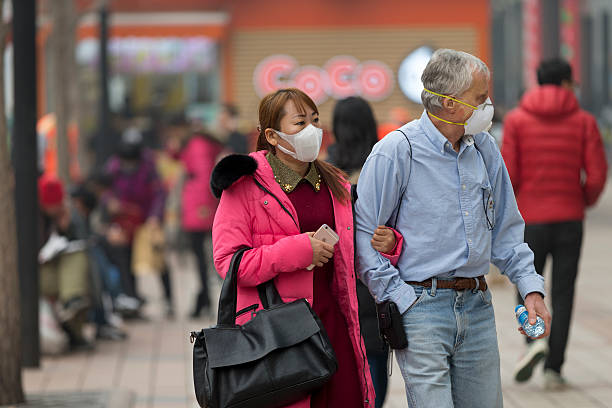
[264,200,268,205]
[347,226,351,230]
[462,184,466,190]
[468,239,472,244]
[464,211,469,216]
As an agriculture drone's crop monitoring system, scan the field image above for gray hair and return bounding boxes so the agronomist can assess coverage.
[421,49,490,113]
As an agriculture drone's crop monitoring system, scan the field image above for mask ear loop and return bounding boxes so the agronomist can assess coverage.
[423,88,478,110]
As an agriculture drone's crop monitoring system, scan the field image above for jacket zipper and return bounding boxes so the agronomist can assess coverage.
[253,177,298,229]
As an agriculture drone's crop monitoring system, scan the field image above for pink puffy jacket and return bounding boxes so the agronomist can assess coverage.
[211,151,402,408]
[181,135,224,231]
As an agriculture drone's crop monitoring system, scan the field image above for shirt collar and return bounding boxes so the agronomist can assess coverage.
[266,152,321,193]
[419,110,476,154]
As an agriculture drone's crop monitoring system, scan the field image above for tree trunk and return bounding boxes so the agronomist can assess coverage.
[50,0,77,184]
[0,4,25,403]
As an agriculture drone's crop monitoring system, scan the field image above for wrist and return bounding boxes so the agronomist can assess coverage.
[526,291,544,300]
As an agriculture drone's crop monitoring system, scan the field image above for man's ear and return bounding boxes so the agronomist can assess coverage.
[441,97,456,113]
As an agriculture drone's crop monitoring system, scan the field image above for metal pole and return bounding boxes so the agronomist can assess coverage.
[492,7,507,110]
[581,14,593,112]
[12,0,40,368]
[540,0,560,59]
[97,4,110,167]
[602,12,610,107]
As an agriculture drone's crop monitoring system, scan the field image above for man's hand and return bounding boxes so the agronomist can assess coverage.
[371,226,396,253]
[519,292,551,339]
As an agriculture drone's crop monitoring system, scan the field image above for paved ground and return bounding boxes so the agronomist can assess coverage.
[22,182,612,407]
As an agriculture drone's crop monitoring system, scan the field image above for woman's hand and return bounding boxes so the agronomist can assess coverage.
[306,232,335,268]
[371,226,396,254]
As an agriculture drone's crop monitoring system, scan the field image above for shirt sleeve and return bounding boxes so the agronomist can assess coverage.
[355,151,416,314]
[489,144,546,300]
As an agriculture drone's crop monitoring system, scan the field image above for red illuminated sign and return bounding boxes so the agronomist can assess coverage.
[253,55,394,104]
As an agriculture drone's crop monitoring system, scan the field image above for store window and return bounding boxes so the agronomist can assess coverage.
[76,36,220,132]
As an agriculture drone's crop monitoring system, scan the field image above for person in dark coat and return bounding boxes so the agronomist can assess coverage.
[328,96,397,408]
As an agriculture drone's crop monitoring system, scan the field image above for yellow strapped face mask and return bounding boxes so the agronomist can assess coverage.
[423,88,494,135]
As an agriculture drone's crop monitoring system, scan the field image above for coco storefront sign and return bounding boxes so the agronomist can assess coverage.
[253,55,394,104]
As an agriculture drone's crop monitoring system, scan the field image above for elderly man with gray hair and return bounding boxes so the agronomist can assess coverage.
[355,48,551,407]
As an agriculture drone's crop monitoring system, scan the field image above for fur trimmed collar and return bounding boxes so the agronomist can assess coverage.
[210,154,258,198]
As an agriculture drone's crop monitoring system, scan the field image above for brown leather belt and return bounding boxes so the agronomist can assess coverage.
[406,276,488,291]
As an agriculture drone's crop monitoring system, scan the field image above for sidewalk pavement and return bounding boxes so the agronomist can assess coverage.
[23,183,612,408]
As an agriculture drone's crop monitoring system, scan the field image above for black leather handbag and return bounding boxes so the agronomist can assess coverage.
[190,247,338,408]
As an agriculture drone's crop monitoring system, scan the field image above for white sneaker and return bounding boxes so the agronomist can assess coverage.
[544,369,568,390]
[513,339,548,383]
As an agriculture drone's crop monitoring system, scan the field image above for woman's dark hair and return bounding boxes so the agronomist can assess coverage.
[256,88,349,203]
[537,58,573,86]
[328,96,378,173]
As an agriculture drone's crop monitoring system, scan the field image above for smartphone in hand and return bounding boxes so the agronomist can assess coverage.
[307,224,339,270]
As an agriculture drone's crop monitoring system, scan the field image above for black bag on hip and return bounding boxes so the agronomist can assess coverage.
[376,301,408,350]
[190,247,338,408]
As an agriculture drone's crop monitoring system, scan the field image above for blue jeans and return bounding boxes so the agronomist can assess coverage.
[395,279,503,408]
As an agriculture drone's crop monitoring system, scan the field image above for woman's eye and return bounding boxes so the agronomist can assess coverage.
[313,118,320,123]
[295,121,305,126]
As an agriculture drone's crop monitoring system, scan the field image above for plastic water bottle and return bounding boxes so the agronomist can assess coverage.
[515,305,545,338]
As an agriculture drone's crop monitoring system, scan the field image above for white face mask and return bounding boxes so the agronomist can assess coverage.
[464,97,494,135]
[274,124,323,163]
[423,88,495,135]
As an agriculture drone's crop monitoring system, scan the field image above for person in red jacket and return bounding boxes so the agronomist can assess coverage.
[502,58,608,389]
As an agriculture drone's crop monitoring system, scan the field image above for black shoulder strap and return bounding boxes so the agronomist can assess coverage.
[391,129,412,229]
[350,129,412,229]
[395,129,413,159]
[472,139,494,194]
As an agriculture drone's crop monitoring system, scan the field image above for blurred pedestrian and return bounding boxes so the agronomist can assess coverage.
[157,116,189,252]
[502,58,608,389]
[218,103,249,154]
[210,88,403,407]
[355,49,551,408]
[104,129,174,317]
[87,171,140,318]
[327,96,393,408]
[181,128,224,318]
[70,184,127,341]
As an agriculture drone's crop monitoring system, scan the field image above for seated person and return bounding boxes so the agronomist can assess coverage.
[38,175,91,351]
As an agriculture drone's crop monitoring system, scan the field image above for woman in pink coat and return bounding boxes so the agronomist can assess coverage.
[210,89,402,408]
[181,132,224,317]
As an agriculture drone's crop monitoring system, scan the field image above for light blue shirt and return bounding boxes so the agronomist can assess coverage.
[355,111,545,313]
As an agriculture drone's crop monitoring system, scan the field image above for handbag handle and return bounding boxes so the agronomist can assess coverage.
[217,247,285,327]
[217,247,248,326]
[257,280,284,309]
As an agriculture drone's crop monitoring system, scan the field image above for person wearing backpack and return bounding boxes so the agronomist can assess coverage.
[355,49,551,408]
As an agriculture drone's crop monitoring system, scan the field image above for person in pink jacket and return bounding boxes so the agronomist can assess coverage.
[210,88,402,408]
[181,131,224,317]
